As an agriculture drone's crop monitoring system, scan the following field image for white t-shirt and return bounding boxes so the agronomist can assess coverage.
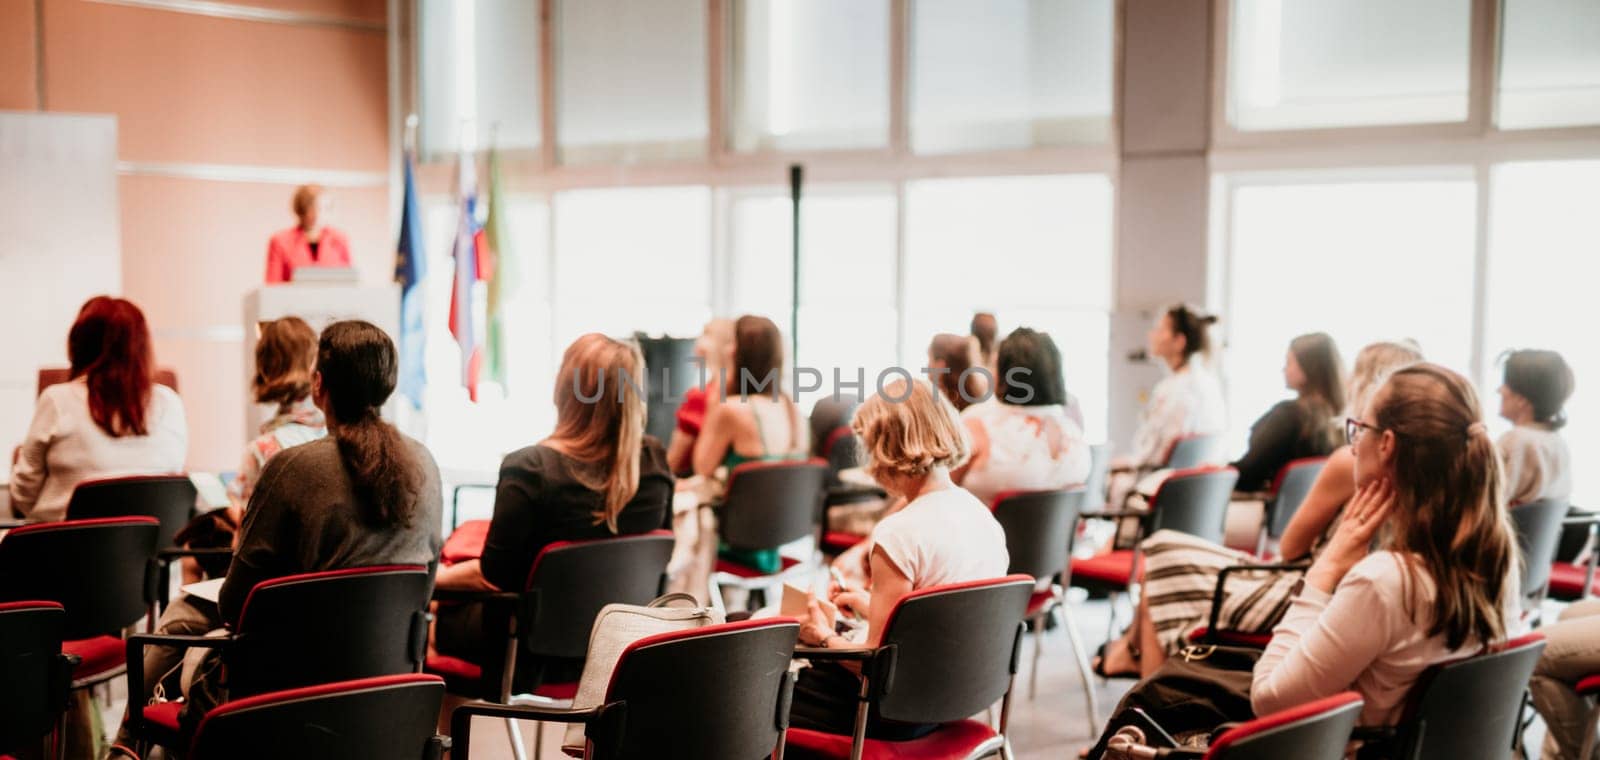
[870,486,1009,589]
[9,379,188,522]
[1129,363,1228,467]
[960,400,1092,507]
[1497,424,1571,506]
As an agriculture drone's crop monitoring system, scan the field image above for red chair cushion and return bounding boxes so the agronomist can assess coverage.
[822,531,866,554]
[714,555,802,579]
[424,652,482,691]
[1026,589,1058,618]
[442,520,491,565]
[64,635,125,681]
[1576,674,1600,696]
[786,719,999,759]
[1547,562,1600,599]
[1069,551,1142,586]
[146,701,183,731]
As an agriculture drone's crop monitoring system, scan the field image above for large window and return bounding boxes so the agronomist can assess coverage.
[1226,0,1472,131]
[731,0,890,153]
[555,0,707,163]
[1219,175,1477,456]
[1497,0,1600,129]
[417,0,541,156]
[1484,160,1600,503]
[910,0,1114,153]
[903,175,1114,441]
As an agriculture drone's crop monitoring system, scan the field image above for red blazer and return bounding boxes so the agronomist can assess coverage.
[265,227,352,284]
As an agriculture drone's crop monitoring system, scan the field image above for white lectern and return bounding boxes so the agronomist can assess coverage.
[243,282,401,435]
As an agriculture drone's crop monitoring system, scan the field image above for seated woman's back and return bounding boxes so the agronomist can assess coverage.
[218,321,443,624]
[10,297,187,522]
[693,315,808,477]
[1231,333,1345,491]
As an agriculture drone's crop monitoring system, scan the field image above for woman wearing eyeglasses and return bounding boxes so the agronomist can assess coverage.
[1093,341,1422,679]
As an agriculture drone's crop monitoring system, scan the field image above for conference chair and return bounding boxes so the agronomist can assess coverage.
[124,565,433,752]
[1069,467,1240,636]
[426,531,674,760]
[1102,691,1363,760]
[1191,558,1311,648]
[186,674,450,760]
[1082,443,1112,512]
[452,619,798,760]
[1509,498,1570,619]
[0,601,77,760]
[1354,632,1546,760]
[1250,457,1326,557]
[1550,512,1599,601]
[65,474,216,615]
[1163,433,1221,471]
[708,460,830,612]
[990,489,1098,725]
[0,517,160,694]
[784,575,1033,760]
[818,425,883,557]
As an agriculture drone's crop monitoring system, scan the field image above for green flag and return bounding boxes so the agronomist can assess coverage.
[483,146,517,387]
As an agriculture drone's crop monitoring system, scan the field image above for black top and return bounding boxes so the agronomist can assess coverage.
[220,436,444,625]
[1230,400,1337,492]
[480,437,674,592]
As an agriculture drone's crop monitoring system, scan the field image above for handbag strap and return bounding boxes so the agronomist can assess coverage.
[648,592,703,609]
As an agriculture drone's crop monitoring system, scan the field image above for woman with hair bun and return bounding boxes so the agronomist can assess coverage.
[1124,304,1227,469]
[1495,348,1574,505]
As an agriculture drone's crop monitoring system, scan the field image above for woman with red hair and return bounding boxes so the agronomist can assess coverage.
[9,296,188,522]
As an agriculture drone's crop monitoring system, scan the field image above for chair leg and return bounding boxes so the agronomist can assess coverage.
[708,574,727,616]
[534,719,545,760]
[1029,615,1043,700]
[505,717,530,760]
[1060,602,1100,730]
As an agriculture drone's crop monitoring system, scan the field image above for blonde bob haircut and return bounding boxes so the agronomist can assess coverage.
[850,378,970,484]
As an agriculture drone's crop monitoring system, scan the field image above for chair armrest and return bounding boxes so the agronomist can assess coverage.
[429,588,525,605]
[1078,509,1145,520]
[124,633,234,732]
[0,518,24,529]
[1350,725,1398,743]
[1232,490,1274,502]
[156,547,236,562]
[794,645,876,662]
[1564,514,1600,528]
[450,700,614,759]
[1206,562,1311,639]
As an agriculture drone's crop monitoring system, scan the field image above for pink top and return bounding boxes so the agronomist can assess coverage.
[265,226,351,283]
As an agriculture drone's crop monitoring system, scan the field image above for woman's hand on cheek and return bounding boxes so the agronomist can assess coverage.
[1306,477,1395,594]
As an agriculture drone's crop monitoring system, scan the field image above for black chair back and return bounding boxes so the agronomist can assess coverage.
[0,601,72,754]
[1557,507,1595,561]
[820,426,862,488]
[188,675,446,760]
[719,461,828,551]
[0,517,159,639]
[1395,633,1545,759]
[66,475,197,549]
[1148,468,1239,546]
[1510,498,1568,601]
[994,490,1084,582]
[595,620,798,759]
[523,531,675,660]
[873,576,1032,724]
[1206,692,1362,760]
[228,565,432,698]
[1083,443,1112,512]
[1165,434,1219,470]
[1266,458,1326,539]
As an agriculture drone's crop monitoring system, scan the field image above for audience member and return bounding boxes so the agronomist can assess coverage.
[432,334,673,686]
[791,378,1008,739]
[1251,363,1520,726]
[1096,341,1422,678]
[1123,304,1227,469]
[231,316,326,513]
[955,328,1091,506]
[9,296,187,522]
[1528,600,1600,760]
[109,320,442,757]
[1496,348,1574,505]
[1230,333,1344,491]
[926,333,987,412]
[666,318,734,475]
[971,312,999,379]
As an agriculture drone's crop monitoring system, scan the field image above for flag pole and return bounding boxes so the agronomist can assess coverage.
[789,164,803,369]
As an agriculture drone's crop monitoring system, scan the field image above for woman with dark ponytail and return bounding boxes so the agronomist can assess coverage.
[110,321,442,759]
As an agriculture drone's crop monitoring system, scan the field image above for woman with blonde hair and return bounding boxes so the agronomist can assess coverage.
[432,333,673,687]
[229,316,325,512]
[791,378,1009,739]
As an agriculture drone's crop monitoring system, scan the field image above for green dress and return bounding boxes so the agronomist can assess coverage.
[717,401,806,574]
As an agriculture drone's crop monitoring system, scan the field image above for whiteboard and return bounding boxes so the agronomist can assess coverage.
[0,112,122,451]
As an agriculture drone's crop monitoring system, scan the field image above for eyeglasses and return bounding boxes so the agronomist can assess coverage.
[1345,417,1382,445]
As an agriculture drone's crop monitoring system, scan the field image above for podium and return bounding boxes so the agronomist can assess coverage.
[243,283,401,435]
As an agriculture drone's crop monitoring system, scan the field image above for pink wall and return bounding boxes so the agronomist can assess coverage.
[19,0,390,471]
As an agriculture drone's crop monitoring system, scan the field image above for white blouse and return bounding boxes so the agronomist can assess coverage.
[960,400,1092,506]
[871,487,1009,590]
[1128,363,1227,467]
[1497,424,1571,506]
[9,379,188,522]
[1253,551,1522,726]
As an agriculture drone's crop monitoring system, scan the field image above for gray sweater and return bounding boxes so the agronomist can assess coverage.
[218,434,443,625]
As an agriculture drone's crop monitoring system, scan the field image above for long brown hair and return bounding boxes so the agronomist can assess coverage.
[1289,332,1345,450]
[927,333,985,411]
[253,317,318,407]
[1371,363,1515,649]
[726,315,785,397]
[317,321,420,527]
[549,334,647,532]
[68,296,154,437]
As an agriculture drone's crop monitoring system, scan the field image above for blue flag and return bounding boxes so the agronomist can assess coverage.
[395,151,427,409]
